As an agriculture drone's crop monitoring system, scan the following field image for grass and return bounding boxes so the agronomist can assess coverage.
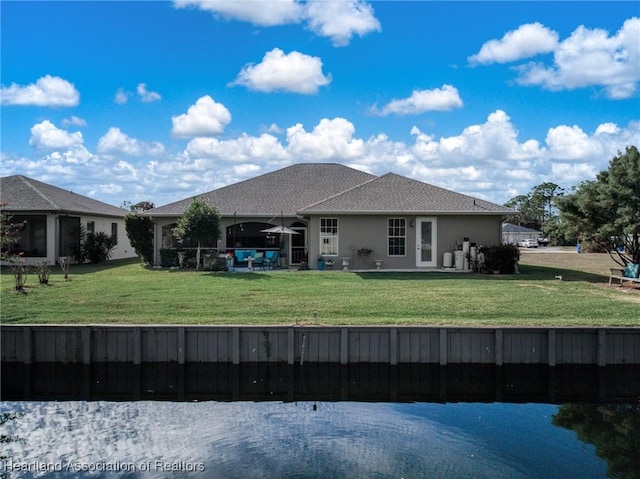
[1,252,638,327]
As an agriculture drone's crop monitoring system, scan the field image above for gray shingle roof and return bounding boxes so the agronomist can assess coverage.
[502,223,540,234]
[0,175,126,217]
[300,173,515,215]
[146,163,377,217]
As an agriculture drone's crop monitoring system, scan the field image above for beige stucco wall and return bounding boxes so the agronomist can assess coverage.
[5,213,135,265]
[83,215,135,261]
[306,214,504,270]
[151,214,504,270]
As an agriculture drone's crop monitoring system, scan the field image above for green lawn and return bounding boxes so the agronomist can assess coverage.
[1,254,638,326]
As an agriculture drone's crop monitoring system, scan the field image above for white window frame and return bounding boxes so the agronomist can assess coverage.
[387,217,406,257]
[319,218,338,256]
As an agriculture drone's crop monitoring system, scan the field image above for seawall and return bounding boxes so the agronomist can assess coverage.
[2,325,639,366]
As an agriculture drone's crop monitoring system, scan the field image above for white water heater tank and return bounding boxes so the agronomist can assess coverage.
[454,250,465,270]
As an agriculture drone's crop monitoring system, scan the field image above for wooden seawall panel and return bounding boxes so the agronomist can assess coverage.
[1,326,639,365]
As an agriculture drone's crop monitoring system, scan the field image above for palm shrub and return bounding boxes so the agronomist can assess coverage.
[84,232,117,264]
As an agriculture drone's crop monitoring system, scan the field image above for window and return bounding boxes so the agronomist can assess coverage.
[111,222,118,243]
[8,215,47,257]
[320,218,338,256]
[388,218,406,256]
[86,221,95,234]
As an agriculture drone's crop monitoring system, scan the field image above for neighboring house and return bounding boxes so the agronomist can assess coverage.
[502,223,542,245]
[146,164,515,270]
[1,175,136,264]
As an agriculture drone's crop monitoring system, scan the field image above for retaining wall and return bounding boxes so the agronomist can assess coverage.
[2,326,639,365]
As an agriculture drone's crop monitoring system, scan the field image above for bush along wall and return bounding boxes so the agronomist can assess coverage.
[159,248,178,267]
[480,244,520,274]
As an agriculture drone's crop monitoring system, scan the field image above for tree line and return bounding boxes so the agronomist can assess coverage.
[504,145,639,266]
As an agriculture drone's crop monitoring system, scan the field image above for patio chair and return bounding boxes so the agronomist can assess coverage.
[253,251,266,270]
[265,251,279,269]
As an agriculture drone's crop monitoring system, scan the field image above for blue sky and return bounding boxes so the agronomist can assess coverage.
[1,1,638,207]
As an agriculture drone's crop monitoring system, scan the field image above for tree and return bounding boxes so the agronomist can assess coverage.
[121,200,155,213]
[531,182,564,236]
[558,146,640,266]
[173,197,221,270]
[125,214,154,264]
[504,182,564,239]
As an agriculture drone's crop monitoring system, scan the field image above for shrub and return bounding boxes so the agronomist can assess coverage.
[36,261,50,284]
[84,232,117,264]
[67,222,86,263]
[125,214,154,264]
[580,241,607,253]
[480,244,520,274]
[160,248,178,267]
[11,262,29,291]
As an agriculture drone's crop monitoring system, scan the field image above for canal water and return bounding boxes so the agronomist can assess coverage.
[1,364,638,479]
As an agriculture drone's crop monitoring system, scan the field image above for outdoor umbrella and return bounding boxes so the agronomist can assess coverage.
[260,226,300,235]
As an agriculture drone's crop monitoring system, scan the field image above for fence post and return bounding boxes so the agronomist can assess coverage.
[548,329,556,366]
[495,329,503,366]
[439,329,447,366]
[597,329,607,367]
[341,328,348,365]
[390,328,397,365]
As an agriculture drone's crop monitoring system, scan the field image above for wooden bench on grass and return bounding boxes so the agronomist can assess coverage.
[609,267,640,287]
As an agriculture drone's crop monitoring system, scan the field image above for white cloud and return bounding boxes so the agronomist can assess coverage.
[29,120,84,150]
[6,111,638,209]
[545,125,600,161]
[230,48,331,94]
[286,117,365,160]
[468,22,559,65]
[185,133,289,162]
[171,95,232,138]
[515,17,640,98]
[371,85,463,116]
[305,0,381,47]
[172,0,380,46]
[97,127,165,157]
[114,88,128,104]
[550,162,599,184]
[62,116,87,127]
[411,110,544,166]
[262,123,284,134]
[137,83,161,103]
[1,75,80,107]
[173,0,304,26]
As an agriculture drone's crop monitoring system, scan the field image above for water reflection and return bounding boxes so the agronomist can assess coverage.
[3,363,639,403]
[1,364,638,479]
[553,403,640,479]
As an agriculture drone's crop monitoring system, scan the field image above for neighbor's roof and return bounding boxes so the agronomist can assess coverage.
[501,223,541,234]
[0,175,126,217]
[300,173,515,215]
[145,163,377,217]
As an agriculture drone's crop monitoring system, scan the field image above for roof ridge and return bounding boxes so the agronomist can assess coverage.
[18,175,60,210]
[299,172,379,210]
[382,172,512,211]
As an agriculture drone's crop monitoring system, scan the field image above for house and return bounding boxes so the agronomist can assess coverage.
[0,175,136,264]
[501,223,542,246]
[146,163,515,270]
